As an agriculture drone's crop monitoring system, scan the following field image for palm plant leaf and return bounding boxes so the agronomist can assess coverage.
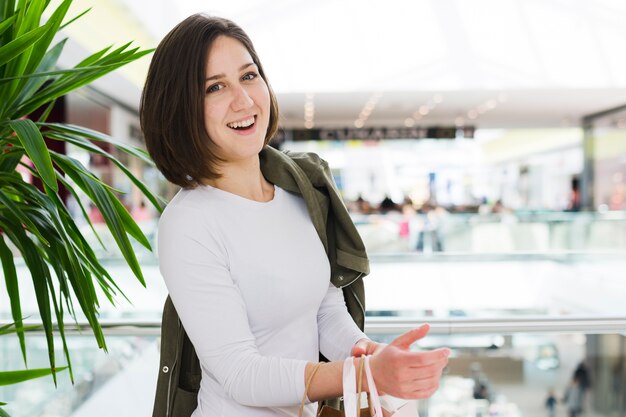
[0,322,42,337]
[0,237,26,363]
[2,0,71,110]
[51,154,148,284]
[15,47,154,117]
[0,367,67,386]
[0,24,46,67]
[14,38,66,104]
[0,14,15,36]
[58,7,90,31]
[44,126,166,211]
[8,118,57,191]
[0,0,161,398]
[0,149,21,172]
[0,62,136,83]
[17,167,129,304]
[0,213,58,383]
[43,122,156,165]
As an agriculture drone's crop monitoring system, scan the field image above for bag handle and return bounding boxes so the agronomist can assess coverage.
[298,356,374,417]
[363,355,384,417]
[356,356,367,417]
[299,362,323,417]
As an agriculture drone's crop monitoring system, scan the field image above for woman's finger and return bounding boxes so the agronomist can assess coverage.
[392,380,440,399]
[405,363,448,381]
[408,386,440,399]
[389,324,430,350]
[351,339,370,357]
[401,347,450,368]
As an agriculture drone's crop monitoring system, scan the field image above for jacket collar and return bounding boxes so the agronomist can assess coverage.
[259,146,370,285]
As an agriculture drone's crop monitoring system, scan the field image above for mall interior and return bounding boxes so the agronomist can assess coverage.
[1,1,626,416]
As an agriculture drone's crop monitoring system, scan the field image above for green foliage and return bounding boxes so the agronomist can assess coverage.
[0,0,161,411]
[0,366,69,386]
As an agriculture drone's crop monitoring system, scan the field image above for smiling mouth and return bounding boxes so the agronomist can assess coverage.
[227,116,256,130]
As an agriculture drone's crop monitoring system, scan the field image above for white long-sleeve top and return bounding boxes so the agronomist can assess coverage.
[158,184,367,417]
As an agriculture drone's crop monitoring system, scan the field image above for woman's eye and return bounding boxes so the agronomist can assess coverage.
[242,72,258,81]
[206,83,223,94]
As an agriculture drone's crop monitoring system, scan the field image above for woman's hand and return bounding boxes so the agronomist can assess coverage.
[351,338,385,357]
[368,324,450,399]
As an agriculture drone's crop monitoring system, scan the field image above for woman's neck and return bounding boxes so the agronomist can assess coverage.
[205,157,274,202]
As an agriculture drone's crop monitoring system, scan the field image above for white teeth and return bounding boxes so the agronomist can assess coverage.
[227,117,255,129]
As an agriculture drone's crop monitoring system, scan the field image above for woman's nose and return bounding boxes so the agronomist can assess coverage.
[231,85,254,111]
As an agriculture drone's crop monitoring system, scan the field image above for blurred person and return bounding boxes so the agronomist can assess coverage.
[379,195,400,214]
[573,360,592,411]
[399,199,416,240]
[574,360,591,393]
[566,177,581,212]
[415,203,446,252]
[352,193,373,214]
[563,376,584,417]
[545,389,557,417]
[87,203,105,224]
[141,14,449,417]
[491,199,509,214]
[131,200,153,222]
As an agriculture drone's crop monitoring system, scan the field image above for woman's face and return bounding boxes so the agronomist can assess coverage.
[203,35,271,165]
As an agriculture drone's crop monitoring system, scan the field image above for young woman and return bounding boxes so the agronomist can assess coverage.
[141,14,449,417]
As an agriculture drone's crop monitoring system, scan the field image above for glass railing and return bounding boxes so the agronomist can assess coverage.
[4,250,626,326]
[1,320,624,417]
[2,211,625,416]
[363,251,626,319]
[0,333,159,417]
[351,211,626,253]
[8,211,625,260]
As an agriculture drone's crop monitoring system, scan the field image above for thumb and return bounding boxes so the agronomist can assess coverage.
[351,339,369,357]
[390,324,430,350]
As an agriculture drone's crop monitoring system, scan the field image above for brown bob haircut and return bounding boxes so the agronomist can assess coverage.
[140,14,280,188]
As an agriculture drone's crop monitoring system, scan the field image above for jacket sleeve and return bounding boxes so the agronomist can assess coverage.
[157,205,308,407]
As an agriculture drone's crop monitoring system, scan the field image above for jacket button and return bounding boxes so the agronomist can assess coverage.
[162,366,169,374]
[338,275,344,281]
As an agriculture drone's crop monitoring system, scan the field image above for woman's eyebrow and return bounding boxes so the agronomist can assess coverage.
[206,63,256,81]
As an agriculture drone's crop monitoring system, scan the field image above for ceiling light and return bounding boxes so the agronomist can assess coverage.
[356,92,384,127]
[404,118,415,127]
[304,94,315,127]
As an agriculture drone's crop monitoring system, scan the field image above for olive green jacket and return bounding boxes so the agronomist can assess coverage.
[152,146,370,417]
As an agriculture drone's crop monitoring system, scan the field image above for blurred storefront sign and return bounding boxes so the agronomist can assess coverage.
[277,126,475,142]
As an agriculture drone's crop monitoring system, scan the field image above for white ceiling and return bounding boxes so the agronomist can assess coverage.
[80,0,626,128]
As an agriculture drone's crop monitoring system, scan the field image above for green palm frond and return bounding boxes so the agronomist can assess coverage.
[0,366,68,386]
[0,0,162,401]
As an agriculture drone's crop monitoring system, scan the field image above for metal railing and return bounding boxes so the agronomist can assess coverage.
[4,315,625,336]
